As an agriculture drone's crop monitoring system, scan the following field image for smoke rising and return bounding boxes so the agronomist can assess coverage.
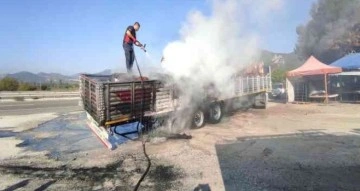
[162,0,257,98]
[296,0,360,63]
[158,0,283,131]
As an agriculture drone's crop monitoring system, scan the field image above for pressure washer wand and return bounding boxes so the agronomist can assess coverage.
[140,43,147,52]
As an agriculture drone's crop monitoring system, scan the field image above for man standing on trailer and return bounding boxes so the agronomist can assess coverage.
[123,22,144,73]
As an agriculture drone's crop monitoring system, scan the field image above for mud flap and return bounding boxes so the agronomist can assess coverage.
[86,113,114,150]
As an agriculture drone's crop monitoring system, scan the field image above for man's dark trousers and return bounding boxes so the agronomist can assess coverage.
[123,43,135,73]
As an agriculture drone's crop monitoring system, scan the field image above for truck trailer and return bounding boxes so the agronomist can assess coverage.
[80,69,272,149]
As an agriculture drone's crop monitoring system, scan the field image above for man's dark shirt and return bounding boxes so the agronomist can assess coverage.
[123,25,136,45]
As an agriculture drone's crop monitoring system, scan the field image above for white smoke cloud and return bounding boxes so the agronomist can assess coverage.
[162,1,256,96]
[158,0,284,131]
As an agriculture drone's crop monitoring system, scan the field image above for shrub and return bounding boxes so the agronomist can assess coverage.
[18,83,37,91]
[41,85,49,91]
[0,77,19,91]
[271,69,286,83]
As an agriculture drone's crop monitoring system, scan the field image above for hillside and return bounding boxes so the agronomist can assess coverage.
[70,69,113,79]
[259,50,303,71]
[94,69,112,75]
[37,72,73,82]
[5,71,76,84]
[6,71,47,83]
[3,69,113,84]
[256,50,304,83]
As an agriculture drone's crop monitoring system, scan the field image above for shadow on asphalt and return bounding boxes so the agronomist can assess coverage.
[193,184,211,191]
[269,98,287,104]
[351,129,360,135]
[215,131,360,191]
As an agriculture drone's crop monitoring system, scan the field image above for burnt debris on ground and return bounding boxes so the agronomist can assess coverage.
[0,159,184,191]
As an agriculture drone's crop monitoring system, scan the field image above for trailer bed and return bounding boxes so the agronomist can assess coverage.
[80,72,272,149]
[80,74,175,127]
[80,73,272,124]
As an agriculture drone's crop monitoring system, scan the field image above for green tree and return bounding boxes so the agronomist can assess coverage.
[18,83,37,91]
[295,0,360,63]
[0,77,19,91]
[41,84,49,91]
[271,69,286,83]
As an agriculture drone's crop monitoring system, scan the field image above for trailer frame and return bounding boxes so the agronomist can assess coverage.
[80,72,272,149]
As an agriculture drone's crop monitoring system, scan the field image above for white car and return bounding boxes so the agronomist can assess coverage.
[271,83,285,99]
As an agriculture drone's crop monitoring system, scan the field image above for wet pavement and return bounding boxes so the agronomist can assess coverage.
[0,112,181,190]
[11,113,139,160]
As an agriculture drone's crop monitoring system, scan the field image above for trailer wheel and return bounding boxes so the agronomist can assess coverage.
[208,102,223,124]
[192,108,205,128]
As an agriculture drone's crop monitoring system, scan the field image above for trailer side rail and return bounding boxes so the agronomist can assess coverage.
[235,74,272,96]
[80,74,175,127]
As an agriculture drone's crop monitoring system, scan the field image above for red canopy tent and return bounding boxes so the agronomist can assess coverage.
[287,56,342,77]
[286,56,342,103]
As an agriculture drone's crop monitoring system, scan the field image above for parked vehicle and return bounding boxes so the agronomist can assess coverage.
[271,82,285,99]
[79,69,272,149]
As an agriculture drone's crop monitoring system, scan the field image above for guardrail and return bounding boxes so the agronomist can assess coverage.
[0,91,80,100]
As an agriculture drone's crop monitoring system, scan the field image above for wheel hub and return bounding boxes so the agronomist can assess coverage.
[211,105,221,120]
[194,111,203,125]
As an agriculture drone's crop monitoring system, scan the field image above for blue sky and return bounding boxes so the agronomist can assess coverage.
[0,0,316,74]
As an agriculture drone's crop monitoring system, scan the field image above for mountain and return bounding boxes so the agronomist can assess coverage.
[70,73,82,79]
[259,50,302,71]
[6,71,47,83]
[94,69,112,75]
[5,71,79,83]
[37,72,76,82]
[2,69,114,84]
[69,69,112,79]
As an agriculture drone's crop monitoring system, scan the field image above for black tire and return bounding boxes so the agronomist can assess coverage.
[208,102,223,124]
[192,108,205,128]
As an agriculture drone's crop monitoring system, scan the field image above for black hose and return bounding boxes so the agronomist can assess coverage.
[133,55,151,191]
[133,138,151,191]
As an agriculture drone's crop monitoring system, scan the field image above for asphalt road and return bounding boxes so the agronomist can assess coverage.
[216,132,360,191]
[0,99,82,116]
